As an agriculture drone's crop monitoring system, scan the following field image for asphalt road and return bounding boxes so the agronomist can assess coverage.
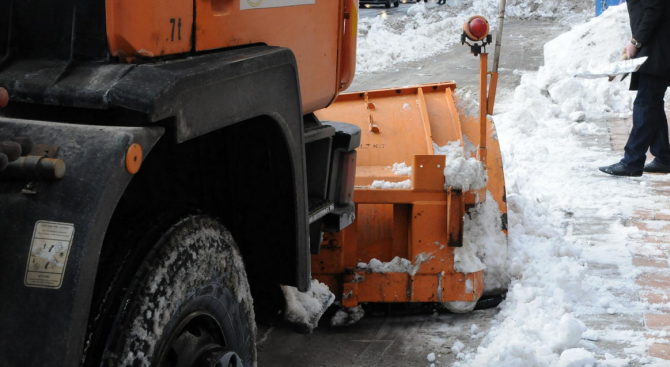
[348,18,569,104]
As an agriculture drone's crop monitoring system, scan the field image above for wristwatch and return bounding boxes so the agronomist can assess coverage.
[631,38,642,49]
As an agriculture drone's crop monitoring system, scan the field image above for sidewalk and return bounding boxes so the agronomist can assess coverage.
[608,107,670,361]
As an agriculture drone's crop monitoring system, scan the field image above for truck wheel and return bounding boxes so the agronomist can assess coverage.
[385,0,391,7]
[101,215,256,367]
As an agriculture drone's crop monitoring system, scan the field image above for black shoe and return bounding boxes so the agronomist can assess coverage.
[599,162,643,177]
[644,159,670,173]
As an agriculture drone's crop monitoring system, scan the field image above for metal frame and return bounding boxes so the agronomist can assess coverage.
[313,155,484,307]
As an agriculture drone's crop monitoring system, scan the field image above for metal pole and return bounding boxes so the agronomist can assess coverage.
[479,52,488,164]
[492,0,506,73]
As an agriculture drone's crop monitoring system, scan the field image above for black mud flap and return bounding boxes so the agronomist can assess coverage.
[0,118,163,367]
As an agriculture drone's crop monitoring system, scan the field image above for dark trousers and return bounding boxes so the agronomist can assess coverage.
[621,73,670,169]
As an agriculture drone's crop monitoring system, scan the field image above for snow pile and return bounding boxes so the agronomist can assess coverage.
[454,0,593,20]
[530,4,635,119]
[459,5,655,366]
[356,8,462,72]
[281,279,335,332]
[357,0,591,72]
[330,305,365,327]
[456,191,510,294]
[435,141,488,191]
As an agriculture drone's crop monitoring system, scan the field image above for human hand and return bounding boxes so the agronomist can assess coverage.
[623,43,637,60]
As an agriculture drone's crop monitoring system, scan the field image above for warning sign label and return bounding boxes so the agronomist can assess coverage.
[24,221,75,289]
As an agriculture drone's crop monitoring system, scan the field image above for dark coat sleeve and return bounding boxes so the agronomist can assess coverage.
[633,0,666,44]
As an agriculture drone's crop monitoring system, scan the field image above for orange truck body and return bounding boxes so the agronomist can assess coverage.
[104,0,506,307]
[105,0,358,113]
[313,82,507,307]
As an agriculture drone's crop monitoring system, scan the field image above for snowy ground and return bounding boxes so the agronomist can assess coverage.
[259,2,670,366]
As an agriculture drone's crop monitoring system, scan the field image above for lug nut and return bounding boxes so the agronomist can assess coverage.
[0,87,8,108]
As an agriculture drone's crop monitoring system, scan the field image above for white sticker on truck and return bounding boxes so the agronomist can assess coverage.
[24,221,75,289]
[241,0,315,10]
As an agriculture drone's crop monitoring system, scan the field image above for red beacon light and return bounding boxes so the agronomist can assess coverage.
[461,15,492,56]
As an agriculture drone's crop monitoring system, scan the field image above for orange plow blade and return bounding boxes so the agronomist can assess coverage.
[313,82,507,308]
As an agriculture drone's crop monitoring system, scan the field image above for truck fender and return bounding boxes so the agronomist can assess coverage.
[0,118,163,367]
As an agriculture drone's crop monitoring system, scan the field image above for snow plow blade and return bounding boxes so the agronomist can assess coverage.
[312,82,507,308]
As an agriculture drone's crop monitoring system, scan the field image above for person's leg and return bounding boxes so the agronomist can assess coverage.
[621,73,668,170]
[649,77,670,165]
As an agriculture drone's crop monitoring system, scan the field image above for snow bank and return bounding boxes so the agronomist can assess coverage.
[281,279,335,332]
[357,8,462,72]
[357,0,591,73]
[458,0,593,20]
[454,4,663,366]
[535,4,635,118]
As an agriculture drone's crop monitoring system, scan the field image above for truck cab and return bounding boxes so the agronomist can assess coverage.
[0,0,360,366]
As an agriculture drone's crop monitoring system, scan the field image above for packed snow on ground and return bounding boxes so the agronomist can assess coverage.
[357,0,591,72]
[453,5,669,366]
[281,279,335,332]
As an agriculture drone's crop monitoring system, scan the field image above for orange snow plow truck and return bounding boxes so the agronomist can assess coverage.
[0,0,506,366]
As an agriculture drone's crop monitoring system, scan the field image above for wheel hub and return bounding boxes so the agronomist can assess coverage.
[157,311,240,367]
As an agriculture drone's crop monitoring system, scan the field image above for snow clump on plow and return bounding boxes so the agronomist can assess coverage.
[281,279,335,333]
[458,191,509,293]
[434,141,488,191]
